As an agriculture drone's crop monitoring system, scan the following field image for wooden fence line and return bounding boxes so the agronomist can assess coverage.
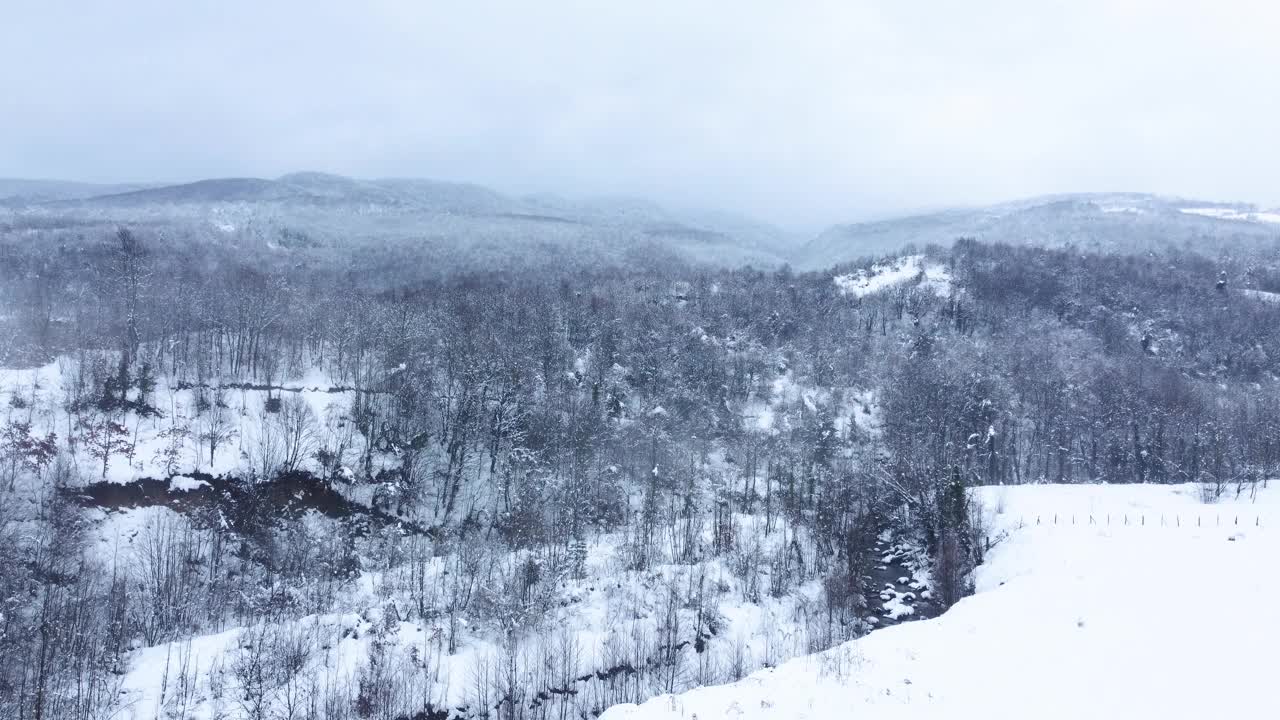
[1015,513,1264,529]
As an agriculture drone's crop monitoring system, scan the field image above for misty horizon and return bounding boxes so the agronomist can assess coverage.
[5,1,1279,227]
[3,168,1275,235]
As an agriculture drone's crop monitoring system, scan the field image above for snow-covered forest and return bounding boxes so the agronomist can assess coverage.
[3,209,1280,719]
[9,0,1280,713]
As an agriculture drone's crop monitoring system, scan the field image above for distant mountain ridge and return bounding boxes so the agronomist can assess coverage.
[56,171,521,215]
[800,192,1280,269]
[0,171,799,271]
[3,175,1277,271]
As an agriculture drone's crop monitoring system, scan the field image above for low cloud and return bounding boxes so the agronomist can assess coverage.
[2,0,1277,227]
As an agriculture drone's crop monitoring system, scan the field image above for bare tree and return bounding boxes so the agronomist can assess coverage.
[77,413,130,479]
[198,389,237,470]
[277,394,318,474]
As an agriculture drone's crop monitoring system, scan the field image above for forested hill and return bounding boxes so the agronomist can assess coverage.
[0,172,798,275]
[4,224,1280,718]
[7,176,1280,278]
[4,231,1280,477]
[5,228,1280,489]
[800,193,1280,268]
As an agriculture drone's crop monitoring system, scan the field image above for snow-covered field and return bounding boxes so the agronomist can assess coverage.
[833,255,952,298]
[1180,206,1280,225]
[603,482,1278,720]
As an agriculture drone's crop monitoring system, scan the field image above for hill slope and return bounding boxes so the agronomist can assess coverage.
[603,482,1278,720]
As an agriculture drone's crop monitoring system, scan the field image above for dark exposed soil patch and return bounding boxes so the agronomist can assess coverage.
[68,470,435,538]
[174,380,383,394]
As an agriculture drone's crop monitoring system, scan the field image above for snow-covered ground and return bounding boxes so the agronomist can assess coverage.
[0,358,361,484]
[834,255,952,298]
[740,370,881,442]
[1241,288,1280,304]
[105,504,849,719]
[1180,206,1280,225]
[603,482,1278,720]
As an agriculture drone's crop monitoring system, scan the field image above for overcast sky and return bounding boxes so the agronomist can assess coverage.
[2,1,1277,228]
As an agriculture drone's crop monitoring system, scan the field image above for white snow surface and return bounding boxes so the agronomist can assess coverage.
[169,474,210,492]
[1180,206,1280,224]
[603,482,1278,720]
[834,255,952,298]
[741,372,879,441]
[1241,288,1280,304]
[0,358,361,483]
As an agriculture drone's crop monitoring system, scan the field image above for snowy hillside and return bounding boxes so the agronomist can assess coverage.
[4,350,910,720]
[802,193,1280,269]
[603,483,1278,720]
[109,510,843,720]
[0,360,360,484]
